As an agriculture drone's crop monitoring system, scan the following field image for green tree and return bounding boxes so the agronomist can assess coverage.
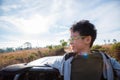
[108,40,110,44]
[23,42,32,49]
[104,40,106,44]
[113,39,117,44]
[60,39,67,47]
[6,48,14,52]
[0,49,4,53]
[46,45,53,49]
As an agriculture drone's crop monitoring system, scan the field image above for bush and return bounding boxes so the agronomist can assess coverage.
[111,42,120,61]
[91,45,102,50]
[111,42,120,51]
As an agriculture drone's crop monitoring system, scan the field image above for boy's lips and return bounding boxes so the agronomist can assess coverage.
[71,46,75,50]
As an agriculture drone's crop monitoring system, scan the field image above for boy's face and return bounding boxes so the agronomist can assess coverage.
[69,31,91,53]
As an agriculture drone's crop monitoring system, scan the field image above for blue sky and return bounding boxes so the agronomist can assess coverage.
[0,0,120,48]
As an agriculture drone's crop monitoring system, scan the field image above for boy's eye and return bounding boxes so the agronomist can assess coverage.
[69,36,86,42]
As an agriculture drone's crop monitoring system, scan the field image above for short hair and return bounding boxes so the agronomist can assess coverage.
[70,20,97,47]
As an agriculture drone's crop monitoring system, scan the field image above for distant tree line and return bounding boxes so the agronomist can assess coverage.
[104,39,117,44]
[0,42,32,53]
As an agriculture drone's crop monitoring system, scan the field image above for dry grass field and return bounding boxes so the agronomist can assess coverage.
[0,48,65,69]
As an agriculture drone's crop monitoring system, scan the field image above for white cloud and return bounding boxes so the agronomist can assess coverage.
[0,4,20,12]
[1,14,56,34]
[83,1,120,33]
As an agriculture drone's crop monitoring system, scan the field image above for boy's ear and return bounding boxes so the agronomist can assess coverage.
[84,36,92,44]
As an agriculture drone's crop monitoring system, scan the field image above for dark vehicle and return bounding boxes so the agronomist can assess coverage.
[0,56,63,80]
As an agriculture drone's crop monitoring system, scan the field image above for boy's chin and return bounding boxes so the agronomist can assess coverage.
[71,50,77,53]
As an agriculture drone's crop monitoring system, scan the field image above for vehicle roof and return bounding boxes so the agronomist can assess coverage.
[27,55,63,66]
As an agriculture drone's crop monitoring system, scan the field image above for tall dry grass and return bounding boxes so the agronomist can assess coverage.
[0,48,65,69]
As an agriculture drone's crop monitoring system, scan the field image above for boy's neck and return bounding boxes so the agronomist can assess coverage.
[77,48,91,55]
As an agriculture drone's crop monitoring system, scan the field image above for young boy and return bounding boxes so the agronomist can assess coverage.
[62,20,120,80]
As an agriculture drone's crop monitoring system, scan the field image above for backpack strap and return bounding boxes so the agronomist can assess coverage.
[65,52,76,61]
[101,52,119,80]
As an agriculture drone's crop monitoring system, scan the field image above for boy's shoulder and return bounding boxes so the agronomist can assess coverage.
[64,52,76,61]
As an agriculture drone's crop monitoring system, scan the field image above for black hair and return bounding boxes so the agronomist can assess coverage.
[70,20,97,47]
